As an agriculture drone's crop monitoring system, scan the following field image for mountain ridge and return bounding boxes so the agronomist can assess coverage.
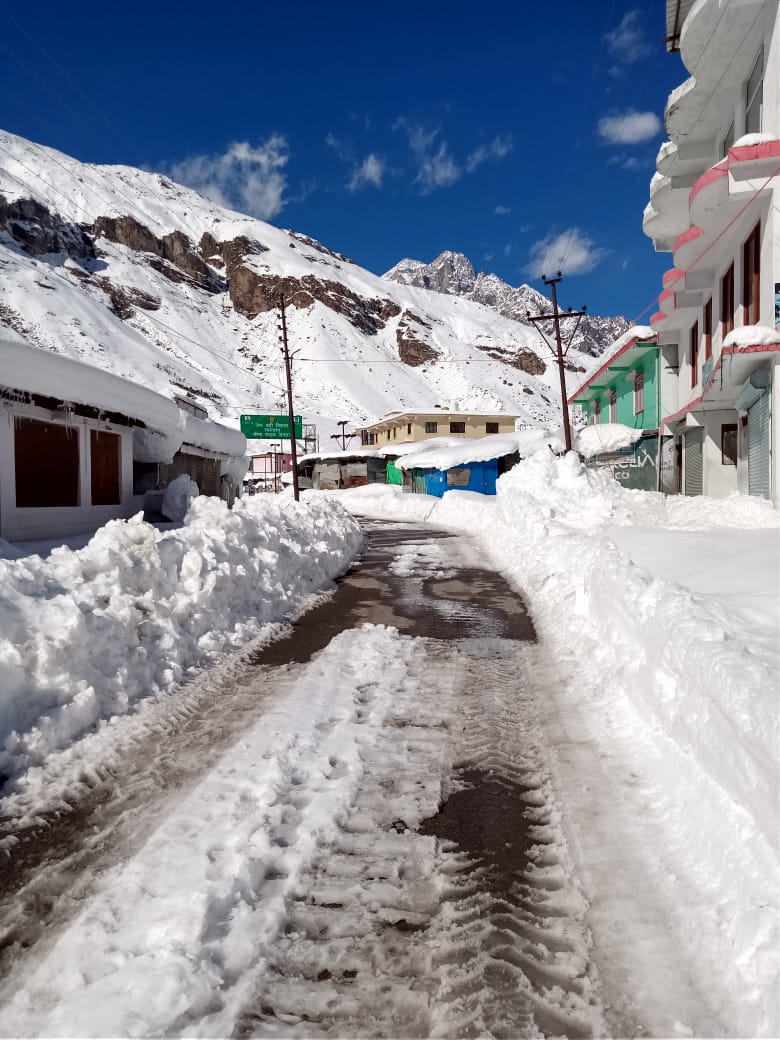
[0,130,603,447]
[384,251,629,357]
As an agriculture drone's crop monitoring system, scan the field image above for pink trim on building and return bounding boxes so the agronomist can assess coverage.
[689,160,728,208]
[662,342,780,426]
[662,268,685,288]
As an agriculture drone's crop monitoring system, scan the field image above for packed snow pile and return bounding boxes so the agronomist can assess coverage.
[336,452,779,1036]
[0,495,361,783]
[574,422,644,459]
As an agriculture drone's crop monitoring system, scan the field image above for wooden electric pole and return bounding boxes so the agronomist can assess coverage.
[278,295,300,501]
[526,272,587,453]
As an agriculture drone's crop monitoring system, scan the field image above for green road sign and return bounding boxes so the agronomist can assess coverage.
[240,414,302,439]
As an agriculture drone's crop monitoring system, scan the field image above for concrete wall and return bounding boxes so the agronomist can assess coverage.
[684,410,740,498]
[363,413,517,447]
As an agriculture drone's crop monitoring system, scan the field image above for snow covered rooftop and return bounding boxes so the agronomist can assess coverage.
[397,431,552,471]
[0,337,182,439]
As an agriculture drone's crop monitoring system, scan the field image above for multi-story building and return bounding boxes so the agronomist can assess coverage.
[358,409,519,448]
[642,0,780,500]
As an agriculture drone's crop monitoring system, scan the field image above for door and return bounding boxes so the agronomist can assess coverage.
[683,428,704,496]
[747,392,771,498]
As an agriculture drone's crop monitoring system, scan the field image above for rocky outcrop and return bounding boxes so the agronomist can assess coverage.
[93,216,226,293]
[222,258,401,335]
[0,196,95,259]
[396,311,440,366]
[479,346,546,375]
[93,277,161,319]
[286,231,354,265]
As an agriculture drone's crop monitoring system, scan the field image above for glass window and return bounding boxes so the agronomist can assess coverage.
[742,221,761,325]
[424,421,438,433]
[609,389,617,422]
[15,417,79,507]
[633,371,645,415]
[446,468,471,486]
[449,421,466,434]
[486,422,499,434]
[703,299,713,360]
[723,120,735,155]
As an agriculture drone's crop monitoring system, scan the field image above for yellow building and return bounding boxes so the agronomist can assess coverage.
[358,410,519,448]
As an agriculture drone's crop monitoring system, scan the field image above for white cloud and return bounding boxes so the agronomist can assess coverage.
[466,134,513,172]
[526,228,608,278]
[395,119,461,193]
[167,135,289,219]
[348,154,384,191]
[604,10,651,63]
[598,110,661,144]
[494,205,511,215]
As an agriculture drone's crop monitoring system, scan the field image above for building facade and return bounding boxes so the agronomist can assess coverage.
[643,0,780,500]
[358,410,519,448]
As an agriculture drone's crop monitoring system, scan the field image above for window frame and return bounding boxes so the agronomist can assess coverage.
[485,421,499,434]
[633,370,645,415]
[745,47,764,135]
[721,423,738,466]
[424,420,438,434]
[721,264,735,338]
[14,416,80,508]
[449,421,466,434]
[608,388,617,423]
[742,221,761,326]
[690,320,699,388]
[703,298,713,361]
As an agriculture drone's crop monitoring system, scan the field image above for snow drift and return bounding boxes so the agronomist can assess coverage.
[0,495,361,783]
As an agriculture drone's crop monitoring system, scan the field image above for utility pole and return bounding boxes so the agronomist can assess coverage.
[526,272,587,453]
[278,295,300,501]
[330,420,355,451]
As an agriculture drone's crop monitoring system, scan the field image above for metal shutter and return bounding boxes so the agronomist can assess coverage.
[683,428,704,496]
[748,393,771,498]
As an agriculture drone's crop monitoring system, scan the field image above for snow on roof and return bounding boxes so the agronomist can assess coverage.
[298,449,383,465]
[182,413,246,458]
[397,431,551,471]
[0,337,182,440]
[575,423,644,460]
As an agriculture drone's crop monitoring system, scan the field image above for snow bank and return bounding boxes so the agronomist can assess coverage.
[0,495,361,783]
[397,430,554,471]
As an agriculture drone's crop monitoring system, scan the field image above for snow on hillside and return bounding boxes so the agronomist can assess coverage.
[0,131,599,448]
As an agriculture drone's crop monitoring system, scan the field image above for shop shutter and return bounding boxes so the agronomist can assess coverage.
[748,393,771,498]
[683,428,704,496]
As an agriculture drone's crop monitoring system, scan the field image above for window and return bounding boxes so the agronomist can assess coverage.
[407,423,412,435]
[424,421,438,434]
[745,48,763,135]
[690,320,699,388]
[486,422,499,434]
[703,298,713,361]
[449,421,466,434]
[446,467,471,487]
[742,222,761,325]
[721,264,735,338]
[594,399,601,422]
[721,423,738,466]
[90,430,121,505]
[15,417,79,507]
[361,429,369,446]
[608,389,617,422]
[633,370,645,415]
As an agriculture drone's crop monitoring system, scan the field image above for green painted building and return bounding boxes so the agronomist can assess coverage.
[569,333,661,430]
[568,331,665,492]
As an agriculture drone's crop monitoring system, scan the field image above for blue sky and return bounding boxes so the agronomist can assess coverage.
[0,1,685,319]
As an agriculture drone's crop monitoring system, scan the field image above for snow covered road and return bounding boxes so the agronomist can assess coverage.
[0,522,729,1038]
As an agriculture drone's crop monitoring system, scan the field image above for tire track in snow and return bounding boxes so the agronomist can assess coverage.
[234,635,605,1039]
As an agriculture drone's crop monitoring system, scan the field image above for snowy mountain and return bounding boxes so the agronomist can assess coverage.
[384,251,629,357]
[0,131,601,449]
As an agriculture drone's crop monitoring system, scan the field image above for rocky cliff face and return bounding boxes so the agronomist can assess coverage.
[384,251,629,357]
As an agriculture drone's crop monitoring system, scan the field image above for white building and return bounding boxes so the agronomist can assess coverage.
[0,337,246,542]
[644,0,780,500]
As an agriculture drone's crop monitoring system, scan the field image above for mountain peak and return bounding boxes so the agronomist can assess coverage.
[384,251,628,356]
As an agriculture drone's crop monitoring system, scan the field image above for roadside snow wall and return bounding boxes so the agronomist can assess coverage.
[0,495,362,782]
[431,452,779,1037]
